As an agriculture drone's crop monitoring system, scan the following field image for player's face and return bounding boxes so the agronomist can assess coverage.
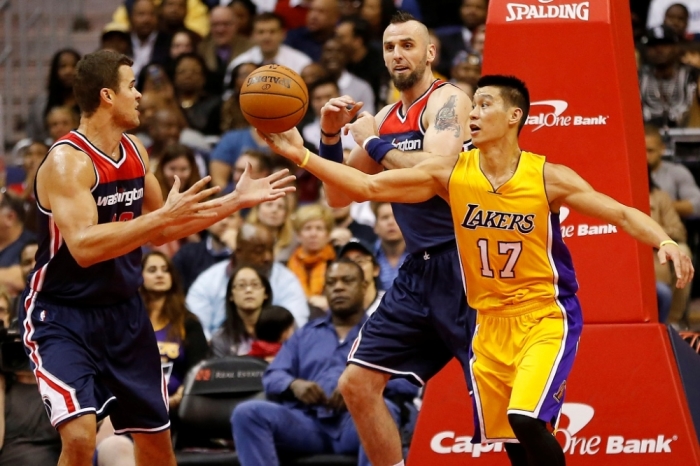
[469,86,514,145]
[299,219,331,254]
[142,255,173,293]
[257,198,287,228]
[374,203,402,242]
[645,134,665,169]
[325,263,365,316]
[383,21,434,92]
[112,65,142,130]
[231,267,268,311]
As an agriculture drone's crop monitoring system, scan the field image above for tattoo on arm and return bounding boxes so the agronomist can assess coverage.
[434,95,461,138]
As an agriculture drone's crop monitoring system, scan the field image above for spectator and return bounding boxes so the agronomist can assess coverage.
[436,0,488,76]
[647,0,700,37]
[338,0,362,17]
[112,0,211,38]
[226,12,312,85]
[0,193,36,295]
[147,109,209,176]
[371,202,407,291]
[209,130,272,190]
[300,62,330,87]
[339,239,384,315]
[100,23,133,56]
[7,141,47,203]
[210,266,273,357]
[221,62,259,131]
[0,368,61,466]
[140,251,208,412]
[470,23,485,57]
[231,259,415,466]
[246,198,298,263]
[187,223,310,339]
[172,212,241,293]
[302,78,359,151]
[285,0,340,62]
[319,37,376,115]
[288,204,337,312]
[248,305,296,361]
[662,3,692,41]
[26,49,81,143]
[230,0,257,37]
[639,26,699,128]
[198,5,254,95]
[0,286,11,328]
[127,0,172,76]
[646,124,700,218]
[320,187,377,247]
[17,241,38,315]
[450,51,481,88]
[168,28,201,61]
[648,167,690,324]
[335,16,388,107]
[360,0,397,44]
[137,64,176,102]
[158,0,194,36]
[45,106,79,144]
[172,53,222,135]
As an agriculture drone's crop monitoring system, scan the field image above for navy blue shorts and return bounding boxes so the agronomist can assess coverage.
[19,289,170,433]
[348,241,476,387]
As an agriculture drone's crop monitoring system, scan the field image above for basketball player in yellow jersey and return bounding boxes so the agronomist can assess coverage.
[259,74,694,466]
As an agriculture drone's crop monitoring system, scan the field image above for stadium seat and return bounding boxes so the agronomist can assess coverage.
[173,356,361,466]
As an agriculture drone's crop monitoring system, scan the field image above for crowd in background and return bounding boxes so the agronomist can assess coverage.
[0,0,699,464]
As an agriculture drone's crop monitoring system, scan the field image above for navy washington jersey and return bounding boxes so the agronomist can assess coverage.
[378,79,473,253]
[28,131,147,305]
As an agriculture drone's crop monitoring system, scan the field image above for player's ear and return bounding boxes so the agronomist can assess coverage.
[426,43,436,64]
[510,108,523,128]
[101,88,113,105]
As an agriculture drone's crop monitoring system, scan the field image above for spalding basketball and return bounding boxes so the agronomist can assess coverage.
[239,64,309,133]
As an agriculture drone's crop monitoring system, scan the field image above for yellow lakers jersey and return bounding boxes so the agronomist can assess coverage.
[449,150,579,311]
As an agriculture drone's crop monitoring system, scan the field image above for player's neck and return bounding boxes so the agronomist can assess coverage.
[78,114,127,160]
[478,138,522,179]
[399,72,435,109]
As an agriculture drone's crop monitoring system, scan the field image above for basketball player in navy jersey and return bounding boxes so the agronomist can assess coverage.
[18,50,294,466]
[311,12,474,466]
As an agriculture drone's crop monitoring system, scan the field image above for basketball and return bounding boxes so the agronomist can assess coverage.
[239,64,309,134]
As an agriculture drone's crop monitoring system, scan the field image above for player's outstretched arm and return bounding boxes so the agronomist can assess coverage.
[40,145,222,268]
[546,163,695,288]
[260,128,444,204]
[345,87,472,170]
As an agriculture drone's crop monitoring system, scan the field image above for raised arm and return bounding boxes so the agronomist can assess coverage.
[545,162,694,288]
[260,128,451,204]
[38,144,221,267]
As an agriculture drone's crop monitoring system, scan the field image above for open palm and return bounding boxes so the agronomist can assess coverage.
[235,163,296,208]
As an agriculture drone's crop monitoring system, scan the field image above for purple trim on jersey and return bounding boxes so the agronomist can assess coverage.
[549,213,579,297]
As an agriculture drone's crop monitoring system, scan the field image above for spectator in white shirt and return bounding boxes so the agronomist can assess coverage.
[319,37,376,115]
[225,12,312,87]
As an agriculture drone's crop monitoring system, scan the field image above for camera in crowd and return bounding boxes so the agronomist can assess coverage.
[0,321,30,373]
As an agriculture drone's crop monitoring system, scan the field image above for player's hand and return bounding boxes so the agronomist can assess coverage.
[257,128,306,164]
[326,389,346,412]
[321,96,364,137]
[161,175,223,224]
[290,379,328,405]
[344,111,379,147]
[658,242,695,289]
[234,163,296,209]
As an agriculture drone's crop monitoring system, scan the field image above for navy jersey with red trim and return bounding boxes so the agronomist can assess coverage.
[378,80,472,253]
[28,131,147,306]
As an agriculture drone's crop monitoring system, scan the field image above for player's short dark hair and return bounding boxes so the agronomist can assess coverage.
[308,76,340,97]
[253,12,285,29]
[389,11,417,25]
[339,15,372,45]
[477,75,530,134]
[74,50,133,117]
[254,305,295,343]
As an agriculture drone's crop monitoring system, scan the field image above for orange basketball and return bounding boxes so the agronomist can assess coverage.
[239,64,309,133]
